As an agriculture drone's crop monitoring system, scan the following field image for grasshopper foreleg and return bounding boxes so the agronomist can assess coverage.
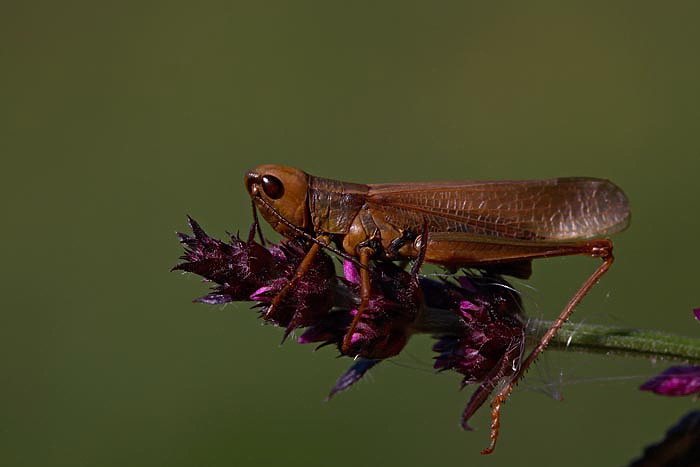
[265,235,329,323]
[341,246,374,355]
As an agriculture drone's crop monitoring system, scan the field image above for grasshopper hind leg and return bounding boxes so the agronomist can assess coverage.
[481,242,614,455]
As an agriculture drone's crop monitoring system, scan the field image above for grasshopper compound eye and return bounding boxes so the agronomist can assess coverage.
[261,174,284,199]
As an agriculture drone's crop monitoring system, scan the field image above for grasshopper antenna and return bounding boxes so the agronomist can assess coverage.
[250,199,266,246]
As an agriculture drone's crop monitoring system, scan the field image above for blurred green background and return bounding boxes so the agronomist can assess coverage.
[3,1,700,466]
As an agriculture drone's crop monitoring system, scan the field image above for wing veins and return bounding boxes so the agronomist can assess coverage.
[366,199,542,240]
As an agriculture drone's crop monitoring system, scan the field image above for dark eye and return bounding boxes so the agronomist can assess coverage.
[261,175,284,199]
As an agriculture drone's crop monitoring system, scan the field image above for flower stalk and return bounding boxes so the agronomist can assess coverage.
[527,319,700,363]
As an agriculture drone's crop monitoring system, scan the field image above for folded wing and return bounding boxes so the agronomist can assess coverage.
[367,177,630,242]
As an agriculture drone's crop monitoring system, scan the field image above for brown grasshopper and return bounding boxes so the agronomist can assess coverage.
[244,164,630,453]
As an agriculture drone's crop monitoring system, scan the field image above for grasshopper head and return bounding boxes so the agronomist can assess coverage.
[244,164,311,238]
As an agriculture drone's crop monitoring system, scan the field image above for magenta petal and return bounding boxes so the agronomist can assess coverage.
[693,308,700,322]
[250,285,275,302]
[460,300,482,314]
[297,334,312,344]
[343,260,360,284]
[640,366,700,396]
[297,325,331,344]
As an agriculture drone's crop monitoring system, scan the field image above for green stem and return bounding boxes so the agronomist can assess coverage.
[529,319,700,363]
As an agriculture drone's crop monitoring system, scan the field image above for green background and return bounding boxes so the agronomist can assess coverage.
[3,2,700,466]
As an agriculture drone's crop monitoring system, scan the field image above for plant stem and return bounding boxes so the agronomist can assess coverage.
[528,319,700,363]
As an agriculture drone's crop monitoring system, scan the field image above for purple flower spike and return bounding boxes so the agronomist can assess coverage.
[693,308,700,322]
[432,274,524,385]
[297,310,350,346]
[173,217,336,336]
[428,273,525,429]
[339,261,421,359]
[640,366,700,396]
[241,241,337,335]
[298,261,422,359]
[173,216,277,303]
[175,217,536,436]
